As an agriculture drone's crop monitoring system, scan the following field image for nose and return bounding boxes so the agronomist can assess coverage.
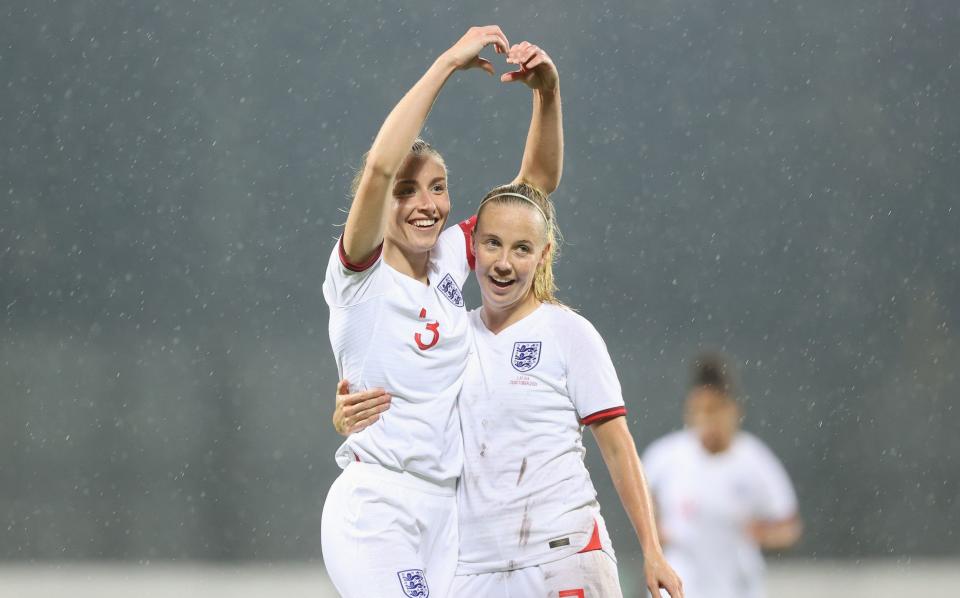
[493,252,512,273]
[413,188,439,214]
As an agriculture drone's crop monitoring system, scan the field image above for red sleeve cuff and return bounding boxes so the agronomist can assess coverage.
[580,406,627,426]
[459,215,477,271]
[338,236,382,272]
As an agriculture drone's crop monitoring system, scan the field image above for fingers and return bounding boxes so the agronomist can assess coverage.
[336,378,350,395]
[343,392,393,421]
[476,57,495,76]
[479,25,509,54]
[349,400,391,433]
[506,41,542,68]
[339,387,388,409]
[648,578,683,598]
[337,389,392,435]
[466,25,508,54]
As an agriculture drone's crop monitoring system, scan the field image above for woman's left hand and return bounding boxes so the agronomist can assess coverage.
[502,42,559,92]
[644,552,684,598]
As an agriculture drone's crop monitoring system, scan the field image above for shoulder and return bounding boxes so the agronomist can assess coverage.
[542,304,604,341]
[737,431,785,468]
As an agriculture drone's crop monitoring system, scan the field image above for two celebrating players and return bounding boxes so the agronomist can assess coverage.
[321,26,683,598]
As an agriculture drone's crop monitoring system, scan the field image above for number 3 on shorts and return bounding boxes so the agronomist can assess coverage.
[559,590,585,598]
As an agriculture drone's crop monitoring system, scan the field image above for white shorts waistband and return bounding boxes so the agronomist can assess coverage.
[344,461,457,497]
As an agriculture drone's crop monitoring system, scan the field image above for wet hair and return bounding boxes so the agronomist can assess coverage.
[690,352,735,397]
[350,138,447,196]
[475,182,562,305]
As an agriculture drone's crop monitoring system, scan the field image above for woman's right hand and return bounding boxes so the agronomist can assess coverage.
[440,26,510,76]
[333,379,392,436]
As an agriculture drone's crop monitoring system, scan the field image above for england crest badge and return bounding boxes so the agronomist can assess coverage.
[397,569,429,597]
[437,273,464,307]
[512,341,542,372]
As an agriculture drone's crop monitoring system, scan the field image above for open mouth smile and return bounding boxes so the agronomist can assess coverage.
[489,275,515,289]
[410,217,439,229]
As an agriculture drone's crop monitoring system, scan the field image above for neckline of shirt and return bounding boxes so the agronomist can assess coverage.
[474,303,548,339]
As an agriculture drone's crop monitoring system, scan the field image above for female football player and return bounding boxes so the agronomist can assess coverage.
[641,355,801,598]
[321,27,563,598]
[335,184,683,597]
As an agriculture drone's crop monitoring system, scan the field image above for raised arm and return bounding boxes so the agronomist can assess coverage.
[342,26,510,264]
[592,417,684,598]
[503,42,563,194]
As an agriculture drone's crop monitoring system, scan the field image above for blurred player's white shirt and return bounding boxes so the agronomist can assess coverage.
[643,429,798,598]
[456,303,627,574]
[323,222,473,485]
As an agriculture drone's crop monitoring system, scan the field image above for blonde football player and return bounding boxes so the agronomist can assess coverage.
[335,185,683,598]
[641,355,801,598]
[321,27,563,598]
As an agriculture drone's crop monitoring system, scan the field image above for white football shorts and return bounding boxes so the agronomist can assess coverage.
[321,461,458,597]
[451,549,623,598]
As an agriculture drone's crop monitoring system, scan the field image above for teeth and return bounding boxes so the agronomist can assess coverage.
[412,219,436,228]
[492,277,512,284]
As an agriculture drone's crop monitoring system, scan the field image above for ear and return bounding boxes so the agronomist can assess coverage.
[538,242,552,267]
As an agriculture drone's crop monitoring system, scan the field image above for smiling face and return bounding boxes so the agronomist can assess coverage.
[383,153,450,257]
[473,201,551,321]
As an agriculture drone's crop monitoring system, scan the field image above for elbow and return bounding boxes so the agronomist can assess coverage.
[541,176,560,195]
[362,150,399,182]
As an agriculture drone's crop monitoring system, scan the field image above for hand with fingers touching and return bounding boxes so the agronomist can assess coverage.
[645,552,684,598]
[502,41,559,92]
[332,379,392,436]
[440,25,511,76]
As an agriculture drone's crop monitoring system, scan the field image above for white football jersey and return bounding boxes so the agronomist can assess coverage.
[456,303,627,574]
[642,429,798,598]
[323,221,475,485]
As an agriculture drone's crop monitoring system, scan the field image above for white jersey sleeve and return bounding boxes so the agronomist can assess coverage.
[561,312,627,426]
[748,436,798,521]
[322,237,388,307]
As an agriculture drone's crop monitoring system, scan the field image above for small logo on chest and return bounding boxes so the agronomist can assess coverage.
[511,341,542,372]
[397,569,429,597]
[437,273,464,307]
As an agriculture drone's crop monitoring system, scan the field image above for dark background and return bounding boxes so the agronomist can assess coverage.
[2,0,958,561]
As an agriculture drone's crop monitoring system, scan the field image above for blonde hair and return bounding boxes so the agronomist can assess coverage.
[475,182,562,305]
[350,138,447,196]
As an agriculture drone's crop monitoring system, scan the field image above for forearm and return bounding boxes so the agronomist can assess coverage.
[752,516,802,550]
[516,87,563,193]
[365,57,456,175]
[343,56,456,257]
[594,419,663,556]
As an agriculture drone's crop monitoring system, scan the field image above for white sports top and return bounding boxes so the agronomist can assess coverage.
[456,303,628,574]
[643,429,798,598]
[322,221,474,485]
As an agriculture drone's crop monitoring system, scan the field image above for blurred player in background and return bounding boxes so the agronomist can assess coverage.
[641,354,801,598]
[335,184,683,598]
[321,26,563,598]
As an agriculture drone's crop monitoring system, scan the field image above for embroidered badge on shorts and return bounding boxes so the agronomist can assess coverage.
[512,341,542,372]
[437,273,464,307]
[397,569,429,597]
